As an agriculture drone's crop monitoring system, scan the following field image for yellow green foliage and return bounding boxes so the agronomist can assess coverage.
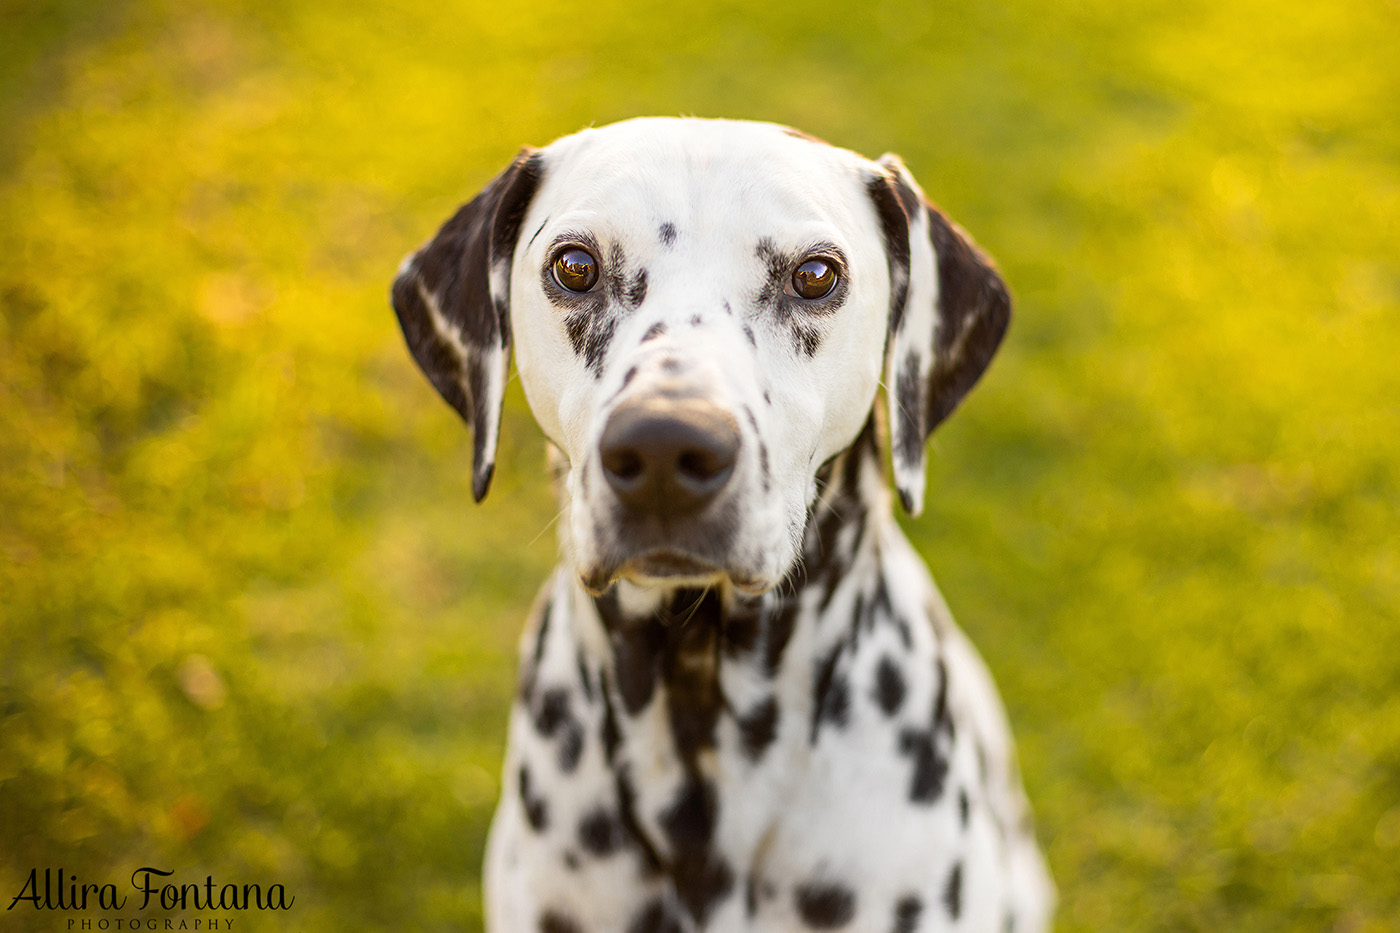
[2,0,1397,930]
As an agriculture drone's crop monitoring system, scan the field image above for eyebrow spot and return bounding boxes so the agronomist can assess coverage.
[659,222,677,246]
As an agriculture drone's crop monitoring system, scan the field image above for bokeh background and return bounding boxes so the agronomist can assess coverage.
[2,0,1398,930]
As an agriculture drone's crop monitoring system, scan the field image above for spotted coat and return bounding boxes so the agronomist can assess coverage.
[390,118,1055,933]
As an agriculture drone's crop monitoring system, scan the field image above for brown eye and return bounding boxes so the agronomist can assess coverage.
[553,248,599,292]
[791,258,837,300]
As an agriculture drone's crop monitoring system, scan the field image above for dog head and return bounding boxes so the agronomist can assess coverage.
[392,118,1008,594]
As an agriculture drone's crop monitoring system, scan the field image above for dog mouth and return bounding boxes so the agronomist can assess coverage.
[579,548,769,596]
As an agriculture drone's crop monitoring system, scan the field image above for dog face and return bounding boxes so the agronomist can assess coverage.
[392,118,1009,594]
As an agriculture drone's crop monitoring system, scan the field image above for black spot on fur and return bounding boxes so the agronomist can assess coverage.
[895,352,924,473]
[622,365,639,389]
[627,269,649,309]
[539,909,584,933]
[898,727,950,804]
[722,299,733,315]
[614,765,663,875]
[811,645,850,742]
[723,604,762,658]
[563,851,580,871]
[578,807,627,857]
[599,672,621,763]
[959,787,970,829]
[742,324,757,347]
[610,614,665,715]
[875,656,906,715]
[519,764,548,832]
[660,773,734,924]
[661,774,716,852]
[659,222,677,246]
[892,896,923,933]
[533,687,586,772]
[794,881,856,928]
[575,649,594,701]
[689,313,703,327]
[763,590,799,675]
[583,315,617,378]
[794,322,822,357]
[642,321,667,342]
[737,697,779,761]
[628,898,683,933]
[865,170,913,331]
[943,861,963,921]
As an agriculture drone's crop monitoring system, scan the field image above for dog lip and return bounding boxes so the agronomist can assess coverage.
[624,548,723,580]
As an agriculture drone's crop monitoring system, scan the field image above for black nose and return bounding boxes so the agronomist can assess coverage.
[600,398,740,518]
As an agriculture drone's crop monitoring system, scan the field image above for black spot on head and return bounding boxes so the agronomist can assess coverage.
[539,909,584,933]
[722,299,733,315]
[874,656,906,716]
[943,861,963,921]
[865,171,914,330]
[519,764,549,832]
[763,389,771,405]
[583,315,618,378]
[578,807,627,857]
[661,356,683,374]
[742,324,757,347]
[628,898,683,933]
[793,322,823,357]
[563,851,580,871]
[689,314,703,327]
[627,269,649,309]
[642,321,667,342]
[737,696,779,762]
[621,365,639,389]
[893,895,923,933]
[659,222,677,246]
[794,881,856,928]
[959,787,970,829]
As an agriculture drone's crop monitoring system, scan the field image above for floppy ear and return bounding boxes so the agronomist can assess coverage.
[390,148,544,502]
[868,154,1012,517]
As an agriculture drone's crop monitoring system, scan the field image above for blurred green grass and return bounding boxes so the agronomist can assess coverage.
[1,0,1397,930]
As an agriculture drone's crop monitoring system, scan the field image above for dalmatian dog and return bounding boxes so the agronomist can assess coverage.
[390,117,1054,933]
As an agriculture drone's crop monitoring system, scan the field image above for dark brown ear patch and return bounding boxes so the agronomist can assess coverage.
[873,156,1011,515]
[390,149,545,501]
[923,206,1011,434]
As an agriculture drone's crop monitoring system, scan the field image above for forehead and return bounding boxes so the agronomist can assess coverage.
[533,119,872,236]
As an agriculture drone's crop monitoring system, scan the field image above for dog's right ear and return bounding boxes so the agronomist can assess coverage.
[390,148,545,502]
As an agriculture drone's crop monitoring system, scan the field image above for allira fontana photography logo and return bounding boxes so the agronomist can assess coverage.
[8,867,294,928]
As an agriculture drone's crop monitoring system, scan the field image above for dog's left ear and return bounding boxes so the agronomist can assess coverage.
[391,148,545,502]
[867,154,1011,517]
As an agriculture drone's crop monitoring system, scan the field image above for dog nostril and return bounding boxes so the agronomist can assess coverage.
[678,450,720,480]
[604,449,645,484]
